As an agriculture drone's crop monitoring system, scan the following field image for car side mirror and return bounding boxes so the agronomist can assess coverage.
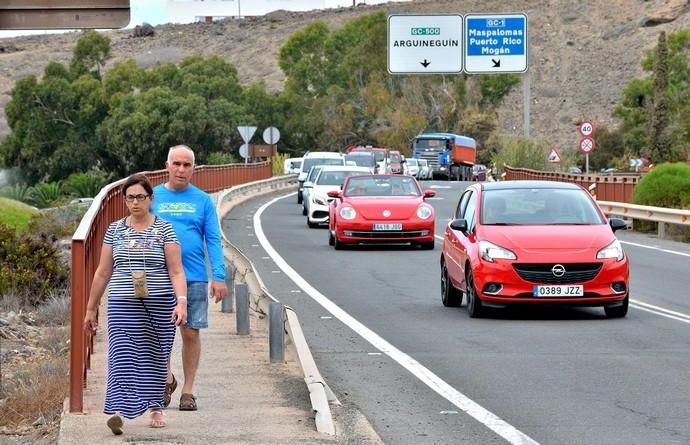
[609,217,627,232]
[327,190,341,198]
[449,218,468,233]
[423,189,436,198]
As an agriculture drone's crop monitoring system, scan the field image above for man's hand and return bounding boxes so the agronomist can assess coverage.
[210,280,228,303]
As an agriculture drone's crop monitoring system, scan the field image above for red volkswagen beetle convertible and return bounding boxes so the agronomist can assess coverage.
[327,175,436,249]
[441,181,630,318]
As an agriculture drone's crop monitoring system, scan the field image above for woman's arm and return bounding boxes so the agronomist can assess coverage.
[165,242,187,326]
[84,244,113,333]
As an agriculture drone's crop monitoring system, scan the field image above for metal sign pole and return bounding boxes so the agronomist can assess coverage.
[586,154,589,174]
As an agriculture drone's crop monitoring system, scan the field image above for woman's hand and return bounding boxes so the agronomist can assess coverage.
[171,300,187,327]
[84,308,98,334]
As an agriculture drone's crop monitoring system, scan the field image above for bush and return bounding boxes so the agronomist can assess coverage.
[0,197,38,232]
[64,169,111,198]
[207,151,239,165]
[492,135,548,175]
[0,224,69,305]
[27,204,87,238]
[28,181,66,209]
[272,152,291,176]
[0,183,31,204]
[633,162,690,208]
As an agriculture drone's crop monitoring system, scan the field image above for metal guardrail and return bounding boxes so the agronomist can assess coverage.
[598,200,690,238]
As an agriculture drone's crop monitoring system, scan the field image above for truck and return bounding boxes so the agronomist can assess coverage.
[410,133,477,181]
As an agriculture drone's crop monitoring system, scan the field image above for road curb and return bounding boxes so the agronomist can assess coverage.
[215,174,338,436]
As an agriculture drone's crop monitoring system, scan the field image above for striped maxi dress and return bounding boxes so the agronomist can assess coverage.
[103,216,178,419]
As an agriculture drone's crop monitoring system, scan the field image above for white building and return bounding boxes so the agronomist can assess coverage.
[166,0,407,24]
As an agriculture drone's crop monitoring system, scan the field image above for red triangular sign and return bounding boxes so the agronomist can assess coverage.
[548,147,561,163]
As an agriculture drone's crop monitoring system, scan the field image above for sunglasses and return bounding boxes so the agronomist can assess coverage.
[125,194,150,202]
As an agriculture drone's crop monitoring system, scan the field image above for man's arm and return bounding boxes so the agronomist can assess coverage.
[204,196,227,302]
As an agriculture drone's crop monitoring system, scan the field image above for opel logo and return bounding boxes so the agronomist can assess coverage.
[551,264,566,277]
[383,210,391,217]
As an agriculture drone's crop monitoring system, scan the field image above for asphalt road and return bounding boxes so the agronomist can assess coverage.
[224,181,690,445]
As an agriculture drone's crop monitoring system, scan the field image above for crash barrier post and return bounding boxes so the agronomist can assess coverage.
[235,283,249,335]
[221,266,235,313]
[269,302,285,363]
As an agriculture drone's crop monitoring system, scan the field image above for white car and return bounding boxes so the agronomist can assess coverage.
[417,159,432,180]
[307,166,371,228]
[405,158,420,178]
[297,152,344,204]
[283,157,302,175]
[302,165,324,215]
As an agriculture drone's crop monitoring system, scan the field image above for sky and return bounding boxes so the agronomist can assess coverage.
[0,1,401,38]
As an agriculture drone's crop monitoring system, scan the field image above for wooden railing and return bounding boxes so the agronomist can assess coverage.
[503,166,640,203]
[69,162,272,413]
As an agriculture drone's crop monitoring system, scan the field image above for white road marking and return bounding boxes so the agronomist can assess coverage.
[430,185,452,189]
[254,195,539,445]
[631,300,690,324]
[620,240,690,258]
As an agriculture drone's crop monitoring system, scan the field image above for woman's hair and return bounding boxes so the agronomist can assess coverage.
[122,173,154,196]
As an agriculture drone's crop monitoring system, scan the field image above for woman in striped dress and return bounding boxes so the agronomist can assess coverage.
[84,174,188,434]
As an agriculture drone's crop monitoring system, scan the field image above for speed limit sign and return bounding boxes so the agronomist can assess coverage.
[579,137,595,154]
[579,120,595,137]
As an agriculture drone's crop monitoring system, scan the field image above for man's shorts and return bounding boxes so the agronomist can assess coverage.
[185,281,209,329]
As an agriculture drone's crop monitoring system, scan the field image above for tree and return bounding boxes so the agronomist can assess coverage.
[69,31,112,79]
[648,31,672,162]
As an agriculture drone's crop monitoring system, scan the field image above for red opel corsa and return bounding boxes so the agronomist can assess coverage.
[441,181,629,318]
[328,174,436,249]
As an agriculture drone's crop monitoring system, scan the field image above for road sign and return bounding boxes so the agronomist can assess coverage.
[578,121,595,137]
[239,143,248,159]
[547,147,561,163]
[388,14,463,74]
[262,127,281,145]
[579,137,595,154]
[237,126,257,143]
[629,158,643,168]
[464,13,528,74]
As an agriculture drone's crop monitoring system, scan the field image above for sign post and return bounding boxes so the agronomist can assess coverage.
[388,14,463,74]
[237,126,257,165]
[578,121,596,174]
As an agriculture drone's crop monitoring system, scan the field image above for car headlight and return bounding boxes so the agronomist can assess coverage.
[340,206,356,220]
[416,205,433,220]
[597,239,624,261]
[312,194,328,206]
[479,240,517,262]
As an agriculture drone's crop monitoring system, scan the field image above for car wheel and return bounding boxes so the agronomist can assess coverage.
[307,217,318,229]
[604,295,629,318]
[334,232,345,250]
[302,206,307,216]
[328,229,335,246]
[441,261,462,307]
[465,268,485,318]
[297,191,303,204]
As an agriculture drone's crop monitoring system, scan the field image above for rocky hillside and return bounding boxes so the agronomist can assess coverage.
[0,0,689,153]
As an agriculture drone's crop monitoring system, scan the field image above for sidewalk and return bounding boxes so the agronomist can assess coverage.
[58,297,376,444]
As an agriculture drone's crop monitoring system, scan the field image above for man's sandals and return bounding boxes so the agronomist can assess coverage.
[179,393,198,411]
[163,374,178,408]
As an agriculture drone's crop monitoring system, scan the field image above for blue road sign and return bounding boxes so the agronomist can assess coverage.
[464,13,528,74]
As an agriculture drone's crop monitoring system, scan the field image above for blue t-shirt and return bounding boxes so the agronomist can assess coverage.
[152,183,225,283]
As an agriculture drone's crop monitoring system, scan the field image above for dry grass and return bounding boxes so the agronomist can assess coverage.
[0,355,68,430]
[32,292,70,327]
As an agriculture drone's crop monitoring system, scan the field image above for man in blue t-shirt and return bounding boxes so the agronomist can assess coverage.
[152,144,227,411]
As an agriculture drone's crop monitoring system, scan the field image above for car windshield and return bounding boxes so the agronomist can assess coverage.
[481,188,605,225]
[316,170,362,186]
[345,154,375,167]
[419,159,428,166]
[390,152,402,163]
[407,159,418,166]
[473,164,486,172]
[302,157,342,172]
[306,166,322,183]
[344,176,421,197]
